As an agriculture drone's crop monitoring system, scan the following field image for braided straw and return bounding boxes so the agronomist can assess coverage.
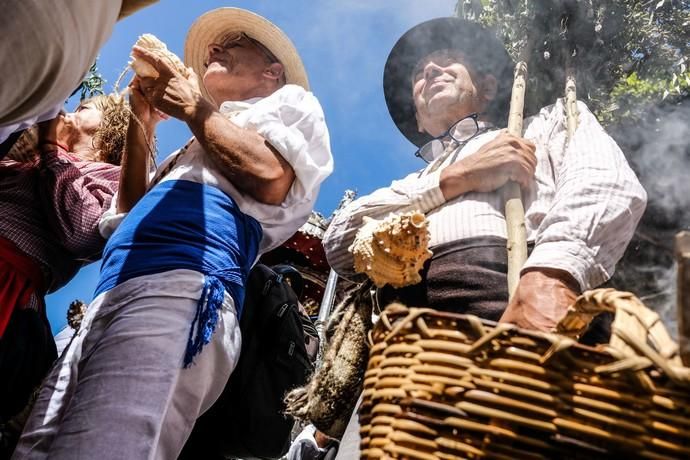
[360,291,690,459]
[557,289,689,384]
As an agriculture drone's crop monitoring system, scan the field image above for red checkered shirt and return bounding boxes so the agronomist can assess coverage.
[0,147,120,292]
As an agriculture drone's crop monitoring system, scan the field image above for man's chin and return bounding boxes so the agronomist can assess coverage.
[425,94,454,116]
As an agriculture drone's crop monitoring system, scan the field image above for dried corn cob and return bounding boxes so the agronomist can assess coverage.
[349,211,432,288]
[130,33,189,78]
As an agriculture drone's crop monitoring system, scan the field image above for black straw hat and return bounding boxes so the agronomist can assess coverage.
[383,17,514,147]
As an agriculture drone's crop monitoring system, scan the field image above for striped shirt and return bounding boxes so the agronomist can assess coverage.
[0,148,120,291]
[323,100,647,291]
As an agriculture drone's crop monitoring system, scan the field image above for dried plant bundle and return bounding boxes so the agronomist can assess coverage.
[130,34,189,79]
[349,211,432,288]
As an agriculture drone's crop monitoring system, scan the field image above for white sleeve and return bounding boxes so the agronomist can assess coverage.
[97,154,170,239]
[239,85,334,252]
[97,190,126,239]
[522,101,647,290]
[246,85,333,204]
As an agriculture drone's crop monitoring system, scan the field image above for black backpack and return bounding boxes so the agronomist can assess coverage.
[180,264,317,459]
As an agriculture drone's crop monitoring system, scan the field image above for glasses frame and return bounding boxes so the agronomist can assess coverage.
[414,112,481,163]
[215,32,280,65]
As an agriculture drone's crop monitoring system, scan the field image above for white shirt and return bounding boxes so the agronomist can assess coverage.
[323,100,647,291]
[100,84,333,255]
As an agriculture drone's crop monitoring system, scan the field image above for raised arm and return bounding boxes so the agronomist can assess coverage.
[130,46,294,205]
[116,77,159,213]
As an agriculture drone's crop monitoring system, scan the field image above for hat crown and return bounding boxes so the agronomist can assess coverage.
[383,17,513,147]
[184,7,309,101]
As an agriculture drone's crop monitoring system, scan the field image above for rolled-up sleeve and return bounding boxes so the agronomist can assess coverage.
[39,149,120,258]
[237,85,334,252]
[98,190,126,239]
[246,85,333,205]
[522,102,647,290]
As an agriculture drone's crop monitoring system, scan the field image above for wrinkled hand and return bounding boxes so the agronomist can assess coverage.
[131,46,209,122]
[499,268,579,332]
[128,77,167,134]
[451,132,537,193]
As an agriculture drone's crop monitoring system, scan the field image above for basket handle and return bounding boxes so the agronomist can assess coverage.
[556,289,687,377]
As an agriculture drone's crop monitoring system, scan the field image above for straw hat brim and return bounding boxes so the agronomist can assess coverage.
[184,7,309,100]
[383,17,513,147]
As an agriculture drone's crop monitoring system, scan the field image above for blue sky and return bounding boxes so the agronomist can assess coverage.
[46,0,457,332]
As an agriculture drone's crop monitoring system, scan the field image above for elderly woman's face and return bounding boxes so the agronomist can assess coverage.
[54,101,104,159]
[63,101,103,138]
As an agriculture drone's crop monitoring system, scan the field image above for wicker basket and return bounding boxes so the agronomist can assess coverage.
[359,289,690,459]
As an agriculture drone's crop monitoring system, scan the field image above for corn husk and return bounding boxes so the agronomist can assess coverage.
[130,34,189,78]
[349,212,432,288]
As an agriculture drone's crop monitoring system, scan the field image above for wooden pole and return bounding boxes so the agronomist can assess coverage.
[505,59,529,299]
[675,231,690,366]
[564,55,579,139]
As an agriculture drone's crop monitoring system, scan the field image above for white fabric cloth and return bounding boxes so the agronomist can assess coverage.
[287,425,322,460]
[0,0,122,143]
[53,326,75,358]
[13,269,241,460]
[324,100,647,291]
[333,396,362,460]
[99,84,333,254]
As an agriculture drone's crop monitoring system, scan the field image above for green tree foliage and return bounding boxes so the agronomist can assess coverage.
[455,0,690,125]
[69,60,106,101]
[454,1,690,330]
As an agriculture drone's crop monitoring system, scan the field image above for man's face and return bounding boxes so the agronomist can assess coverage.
[203,33,277,103]
[412,49,483,134]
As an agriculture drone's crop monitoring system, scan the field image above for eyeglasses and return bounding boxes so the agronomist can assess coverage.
[216,32,280,64]
[414,113,481,163]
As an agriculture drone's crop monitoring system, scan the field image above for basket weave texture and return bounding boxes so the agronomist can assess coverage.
[359,289,690,459]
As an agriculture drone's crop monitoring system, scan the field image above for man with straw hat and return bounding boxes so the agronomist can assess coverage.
[0,0,158,156]
[324,17,646,454]
[12,8,332,459]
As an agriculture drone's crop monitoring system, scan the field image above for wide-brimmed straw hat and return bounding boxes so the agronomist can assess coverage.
[184,7,309,99]
[384,17,514,147]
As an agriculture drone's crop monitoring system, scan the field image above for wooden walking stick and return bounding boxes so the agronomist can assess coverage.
[562,13,580,140]
[564,54,579,138]
[505,46,531,299]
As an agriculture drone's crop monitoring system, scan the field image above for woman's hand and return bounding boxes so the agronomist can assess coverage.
[128,77,166,136]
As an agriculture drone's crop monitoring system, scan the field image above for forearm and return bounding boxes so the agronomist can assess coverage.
[439,161,474,200]
[185,101,294,205]
[324,172,446,276]
[117,116,153,212]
